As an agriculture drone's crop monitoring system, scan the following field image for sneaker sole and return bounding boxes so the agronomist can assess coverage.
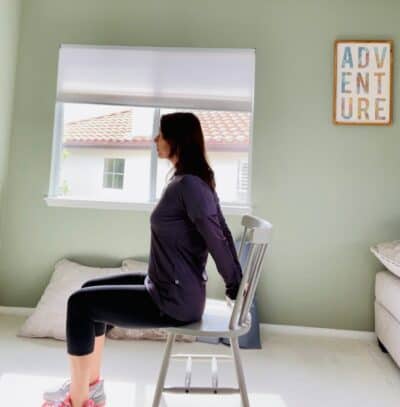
[41,400,106,407]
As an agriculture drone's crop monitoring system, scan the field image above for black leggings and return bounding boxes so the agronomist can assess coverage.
[66,272,189,356]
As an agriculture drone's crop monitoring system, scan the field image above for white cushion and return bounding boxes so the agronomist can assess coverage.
[375,270,400,323]
[121,258,148,274]
[17,258,125,340]
[17,258,194,342]
[107,326,195,342]
[370,241,400,278]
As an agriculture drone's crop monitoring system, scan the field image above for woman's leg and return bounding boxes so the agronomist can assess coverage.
[79,273,147,384]
[82,273,146,384]
[81,272,147,288]
[89,334,105,384]
[68,354,91,407]
[63,273,147,405]
[66,282,185,406]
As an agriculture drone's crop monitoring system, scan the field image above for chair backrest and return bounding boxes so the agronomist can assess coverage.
[229,214,273,330]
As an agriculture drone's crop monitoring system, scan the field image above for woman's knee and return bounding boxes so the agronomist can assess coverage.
[66,290,92,326]
[67,289,87,311]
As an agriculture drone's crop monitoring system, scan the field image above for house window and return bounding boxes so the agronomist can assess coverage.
[103,158,125,189]
[47,45,255,211]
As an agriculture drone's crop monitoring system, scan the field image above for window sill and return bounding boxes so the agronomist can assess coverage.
[44,196,252,215]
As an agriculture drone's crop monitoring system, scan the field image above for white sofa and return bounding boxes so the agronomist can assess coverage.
[375,270,400,366]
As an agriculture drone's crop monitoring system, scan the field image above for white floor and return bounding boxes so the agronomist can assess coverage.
[0,313,399,406]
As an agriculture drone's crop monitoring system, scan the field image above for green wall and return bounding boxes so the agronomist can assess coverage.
[1,0,399,331]
[0,0,21,247]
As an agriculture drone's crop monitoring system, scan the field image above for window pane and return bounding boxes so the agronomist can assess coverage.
[57,103,251,205]
[104,159,113,173]
[113,174,124,189]
[103,173,113,189]
[159,108,250,204]
[104,158,125,177]
[60,103,154,202]
[114,158,125,174]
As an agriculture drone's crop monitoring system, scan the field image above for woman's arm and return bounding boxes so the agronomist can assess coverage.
[180,175,243,299]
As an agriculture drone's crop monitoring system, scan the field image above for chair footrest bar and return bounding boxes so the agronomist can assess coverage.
[163,386,240,394]
[171,353,233,361]
[184,355,192,392]
[211,356,218,393]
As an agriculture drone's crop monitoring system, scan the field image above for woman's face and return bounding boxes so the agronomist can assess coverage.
[154,130,173,160]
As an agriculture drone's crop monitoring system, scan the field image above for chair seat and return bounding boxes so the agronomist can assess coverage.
[166,298,251,338]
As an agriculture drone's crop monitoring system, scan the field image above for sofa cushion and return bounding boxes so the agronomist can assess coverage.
[375,270,400,323]
[370,241,400,278]
[375,301,400,369]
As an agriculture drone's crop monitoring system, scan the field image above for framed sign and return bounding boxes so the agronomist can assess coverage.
[333,40,393,125]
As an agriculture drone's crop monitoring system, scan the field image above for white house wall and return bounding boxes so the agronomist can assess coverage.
[60,148,151,201]
[208,151,247,203]
[61,147,247,203]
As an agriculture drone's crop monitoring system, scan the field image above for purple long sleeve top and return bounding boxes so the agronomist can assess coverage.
[144,173,243,322]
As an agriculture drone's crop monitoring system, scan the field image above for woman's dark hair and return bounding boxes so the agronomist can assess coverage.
[160,112,216,191]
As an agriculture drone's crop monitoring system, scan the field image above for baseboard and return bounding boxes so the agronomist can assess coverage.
[0,305,34,316]
[0,305,376,340]
[261,323,376,340]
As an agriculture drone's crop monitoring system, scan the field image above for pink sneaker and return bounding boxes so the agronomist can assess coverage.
[43,377,105,405]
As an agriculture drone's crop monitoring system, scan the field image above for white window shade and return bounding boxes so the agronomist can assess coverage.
[56,45,255,112]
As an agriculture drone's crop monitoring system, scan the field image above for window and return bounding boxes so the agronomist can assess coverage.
[103,158,125,189]
[47,45,255,212]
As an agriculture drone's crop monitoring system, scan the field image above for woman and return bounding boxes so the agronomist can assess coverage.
[42,112,243,407]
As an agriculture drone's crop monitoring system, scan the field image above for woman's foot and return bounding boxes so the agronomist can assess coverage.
[42,378,106,406]
[42,392,96,406]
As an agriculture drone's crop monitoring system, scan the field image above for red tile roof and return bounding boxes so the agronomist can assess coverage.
[63,109,250,151]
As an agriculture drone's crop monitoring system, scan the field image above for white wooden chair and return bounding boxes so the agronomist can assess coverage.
[152,214,273,407]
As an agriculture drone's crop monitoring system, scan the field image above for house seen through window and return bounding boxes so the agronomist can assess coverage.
[60,105,250,203]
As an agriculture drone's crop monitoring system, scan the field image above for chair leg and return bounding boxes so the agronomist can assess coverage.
[152,332,176,407]
[230,336,250,407]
